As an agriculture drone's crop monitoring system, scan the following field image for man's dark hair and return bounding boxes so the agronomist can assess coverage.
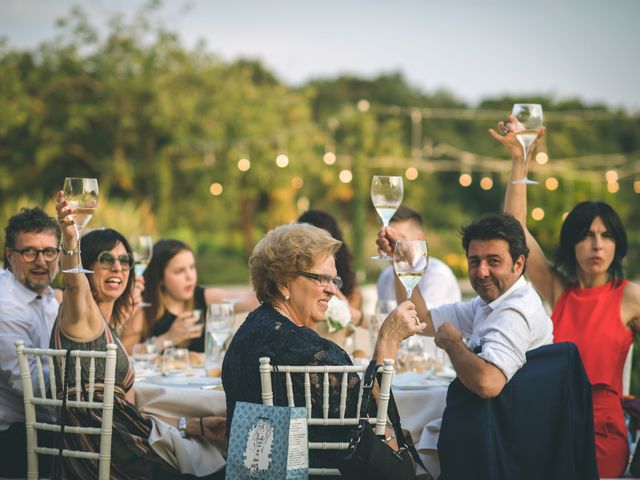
[390,206,423,228]
[3,207,61,270]
[554,201,627,284]
[461,213,529,272]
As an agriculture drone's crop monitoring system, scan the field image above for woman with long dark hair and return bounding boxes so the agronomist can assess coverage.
[122,239,257,353]
[492,124,640,478]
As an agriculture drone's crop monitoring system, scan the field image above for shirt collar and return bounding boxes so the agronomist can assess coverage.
[485,276,527,312]
[2,269,53,304]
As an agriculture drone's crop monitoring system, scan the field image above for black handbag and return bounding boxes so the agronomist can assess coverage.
[339,361,420,480]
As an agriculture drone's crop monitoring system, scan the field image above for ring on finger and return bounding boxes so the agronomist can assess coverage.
[412,316,421,326]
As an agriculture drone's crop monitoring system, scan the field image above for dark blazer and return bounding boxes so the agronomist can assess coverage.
[438,342,598,480]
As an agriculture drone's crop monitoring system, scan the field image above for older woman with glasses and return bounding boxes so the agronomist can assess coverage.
[222,223,425,471]
[53,191,226,479]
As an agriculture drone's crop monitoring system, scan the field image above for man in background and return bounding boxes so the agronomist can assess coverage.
[376,206,461,364]
[0,207,61,478]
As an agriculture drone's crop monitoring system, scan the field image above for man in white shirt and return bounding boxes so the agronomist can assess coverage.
[0,207,61,478]
[376,206,461,365]
[378,212,553,476]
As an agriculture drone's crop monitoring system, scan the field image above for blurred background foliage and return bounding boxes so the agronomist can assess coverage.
[2,4,640,388]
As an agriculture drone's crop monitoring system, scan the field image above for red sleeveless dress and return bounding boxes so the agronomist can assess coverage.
[552,280,632,478]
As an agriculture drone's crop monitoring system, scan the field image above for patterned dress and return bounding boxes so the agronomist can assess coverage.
[50,315,184,479]
[222,304,373,471]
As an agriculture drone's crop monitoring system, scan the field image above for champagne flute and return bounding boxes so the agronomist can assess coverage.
[205,303,235,377]
[393,239,429,302]
[131,235,153,307]
[371,175,404,260]
[511,103,543,185]
[62,177,99,274]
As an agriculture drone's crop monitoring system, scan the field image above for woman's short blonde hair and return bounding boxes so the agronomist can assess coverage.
[249,223,342,304]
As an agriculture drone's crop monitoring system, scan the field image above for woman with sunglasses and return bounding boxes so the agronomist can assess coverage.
[222,223,425,473]
[52,191,226,479]
[121,238,259,354]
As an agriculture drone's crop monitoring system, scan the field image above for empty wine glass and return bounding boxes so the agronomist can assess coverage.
[510,103,543,185]
[131,235,153,307]
[371,175,403,260]
[205,303,235,377]
[162,347,190,375]
[62,177,99,274]
[393,240,429,302]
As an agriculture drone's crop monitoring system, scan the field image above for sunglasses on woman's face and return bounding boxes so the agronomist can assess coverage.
[96,251,133,271]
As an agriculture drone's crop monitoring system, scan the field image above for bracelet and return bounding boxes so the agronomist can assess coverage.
[199,417,205,437]
[60,242,78,256]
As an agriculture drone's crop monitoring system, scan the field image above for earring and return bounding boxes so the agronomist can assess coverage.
[284,295,290,301]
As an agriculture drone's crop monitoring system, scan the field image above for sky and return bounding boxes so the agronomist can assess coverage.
[1,0,639,111]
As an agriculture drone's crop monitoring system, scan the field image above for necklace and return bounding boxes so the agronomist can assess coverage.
[272,305,303,327]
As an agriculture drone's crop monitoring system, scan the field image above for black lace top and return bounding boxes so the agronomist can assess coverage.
[222,304,369,470]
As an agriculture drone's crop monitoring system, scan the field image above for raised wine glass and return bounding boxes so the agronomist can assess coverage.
[371,175,404,260]
[131,235,153,307]
[62,177,99,273]
[393,240,429,302]
[511,103,543,185]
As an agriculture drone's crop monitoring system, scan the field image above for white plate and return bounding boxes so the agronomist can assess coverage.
[144,374,222,388]
[392,372,451,390]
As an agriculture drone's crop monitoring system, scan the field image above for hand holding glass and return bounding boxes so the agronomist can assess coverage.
[510,103,543,185]
[62,177,99,273]
[393,240,429,301]
[371,175,404,260]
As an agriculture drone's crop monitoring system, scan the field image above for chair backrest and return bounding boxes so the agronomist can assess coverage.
[15,340,117,480]
[259,357,395,476]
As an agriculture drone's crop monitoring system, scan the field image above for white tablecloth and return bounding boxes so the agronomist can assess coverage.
[134,371,448,448]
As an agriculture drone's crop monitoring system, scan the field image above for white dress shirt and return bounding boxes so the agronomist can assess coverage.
[0,269,59,430]
[430,276,553,381]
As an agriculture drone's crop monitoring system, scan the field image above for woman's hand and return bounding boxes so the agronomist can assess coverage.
[374,301,426,363]
[488,115,546,159]
[55,190,79,247]
[167,311,203,346]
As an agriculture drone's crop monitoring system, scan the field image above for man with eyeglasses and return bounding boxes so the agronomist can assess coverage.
[0,207,61,478]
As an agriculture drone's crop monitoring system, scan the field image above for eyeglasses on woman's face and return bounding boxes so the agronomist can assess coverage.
[11,247,60,263]
[97,251,133,271]
[297,271,343,290]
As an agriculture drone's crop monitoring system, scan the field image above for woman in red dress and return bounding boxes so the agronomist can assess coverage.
[491,121,640,478]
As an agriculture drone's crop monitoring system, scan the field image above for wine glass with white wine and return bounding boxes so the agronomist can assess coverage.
[131,235,153,307]
[393,240,429,310]
[62,177,99,273]
[511,103,543,185]
[371,175,404,260]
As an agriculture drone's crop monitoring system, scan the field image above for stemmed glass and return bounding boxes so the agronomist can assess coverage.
[371,175,404,260]
[204,303,235,377]
[510,103,544,185]
[131,235,153,307]
[62,177,99,274]
[393,240,429,302]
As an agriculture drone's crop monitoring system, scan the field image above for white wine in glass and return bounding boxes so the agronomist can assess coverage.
[393,240,429,301]
[62,177,99,274]
[371,175,404,260]
[131,235,153,307]
[511,103,543,185]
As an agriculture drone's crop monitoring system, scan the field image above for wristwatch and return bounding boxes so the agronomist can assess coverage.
[178,417,187,438]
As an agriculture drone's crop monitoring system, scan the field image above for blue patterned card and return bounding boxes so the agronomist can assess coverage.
[226,402,308,479]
